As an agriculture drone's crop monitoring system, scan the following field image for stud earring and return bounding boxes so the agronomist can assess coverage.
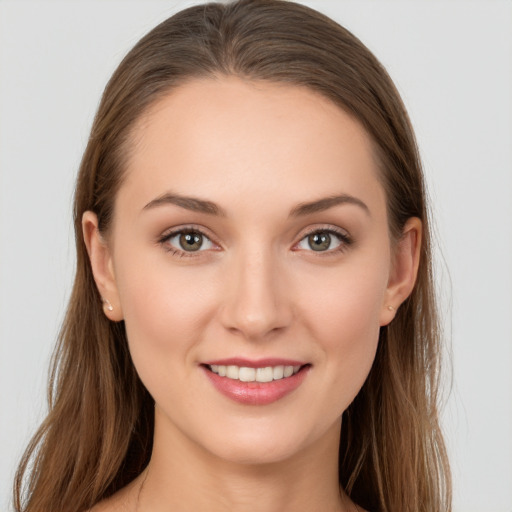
[102,298,114,312]
[387,305,395,311]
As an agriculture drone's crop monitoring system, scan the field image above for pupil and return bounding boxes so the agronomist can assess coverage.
[309,232,331,251]
[180,232,202,251]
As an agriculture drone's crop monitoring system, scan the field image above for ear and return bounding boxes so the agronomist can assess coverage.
[380,217,422,326]
[82,211,124,321]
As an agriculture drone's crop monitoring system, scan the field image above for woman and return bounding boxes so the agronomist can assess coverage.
[13,1,451,511]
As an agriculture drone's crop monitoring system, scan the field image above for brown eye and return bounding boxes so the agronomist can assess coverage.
[164,230,214,253]
[179,232,203,251]
[307,232,331,251]
[296,229,349,253]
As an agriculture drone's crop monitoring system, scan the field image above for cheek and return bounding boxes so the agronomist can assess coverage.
[313,277,382,363]
[297,255,389,405]
[114,251,220,379]
[302,252,388,342]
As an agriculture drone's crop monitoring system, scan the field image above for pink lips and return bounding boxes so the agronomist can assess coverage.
[202,358,310,406]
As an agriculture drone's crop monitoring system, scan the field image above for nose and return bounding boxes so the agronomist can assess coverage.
[219,246,293,340]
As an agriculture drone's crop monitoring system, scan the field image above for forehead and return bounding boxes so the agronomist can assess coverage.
[120,77,385,217]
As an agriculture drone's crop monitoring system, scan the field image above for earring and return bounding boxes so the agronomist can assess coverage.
[387,305,395,311]
[102,298,114,312]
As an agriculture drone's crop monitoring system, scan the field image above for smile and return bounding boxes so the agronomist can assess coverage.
[202,359,311,405]
[207,364,302,382]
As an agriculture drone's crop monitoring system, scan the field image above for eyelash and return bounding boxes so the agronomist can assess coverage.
[157,225,218,258]
[157,225,353,258]
[294,227,353,255]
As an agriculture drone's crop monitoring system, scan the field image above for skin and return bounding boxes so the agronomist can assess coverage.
[84,77,421,512]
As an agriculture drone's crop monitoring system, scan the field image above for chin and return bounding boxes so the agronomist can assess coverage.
[196,414,341,467]
[208,433,307,466]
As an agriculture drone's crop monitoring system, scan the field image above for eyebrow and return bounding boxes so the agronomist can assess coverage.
[142,192,226,216]
[142,191,369,218]
[290,194,370,217]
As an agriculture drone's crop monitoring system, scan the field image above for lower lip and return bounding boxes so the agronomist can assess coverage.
[202,366,310,405]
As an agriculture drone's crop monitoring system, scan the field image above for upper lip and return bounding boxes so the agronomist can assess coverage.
[202,358,308,368]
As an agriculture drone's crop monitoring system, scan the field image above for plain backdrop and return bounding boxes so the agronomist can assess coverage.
[1,1,511,511]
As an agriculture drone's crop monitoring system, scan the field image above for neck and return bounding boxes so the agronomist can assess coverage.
[133,407,356,512]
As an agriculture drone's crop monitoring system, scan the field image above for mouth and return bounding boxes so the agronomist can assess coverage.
[204,363,303,382]
[201,359,311,405]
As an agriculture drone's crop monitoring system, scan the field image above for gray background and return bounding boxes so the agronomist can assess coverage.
[1,1,511,510]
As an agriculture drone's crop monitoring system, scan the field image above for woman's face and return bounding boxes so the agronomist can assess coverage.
[86,77,417,465]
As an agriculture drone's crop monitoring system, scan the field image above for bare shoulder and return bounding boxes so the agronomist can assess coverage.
[87,476,142,512]
[86,493,129,512]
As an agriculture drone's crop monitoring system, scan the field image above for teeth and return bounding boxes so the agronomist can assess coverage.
[208,364,302,382]
[239,367,255,382]
[273,365,284,380]
[256,367,273,383]
[226,365,239,379]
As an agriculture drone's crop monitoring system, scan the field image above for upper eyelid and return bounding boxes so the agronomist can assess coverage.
[159,224,216,240]
[296,225,351,240]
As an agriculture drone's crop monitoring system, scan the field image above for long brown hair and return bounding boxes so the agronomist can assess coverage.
[14,1,451,511]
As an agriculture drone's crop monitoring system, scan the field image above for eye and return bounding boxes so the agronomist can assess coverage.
[164,230,214,253]
[296,229,350,252]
